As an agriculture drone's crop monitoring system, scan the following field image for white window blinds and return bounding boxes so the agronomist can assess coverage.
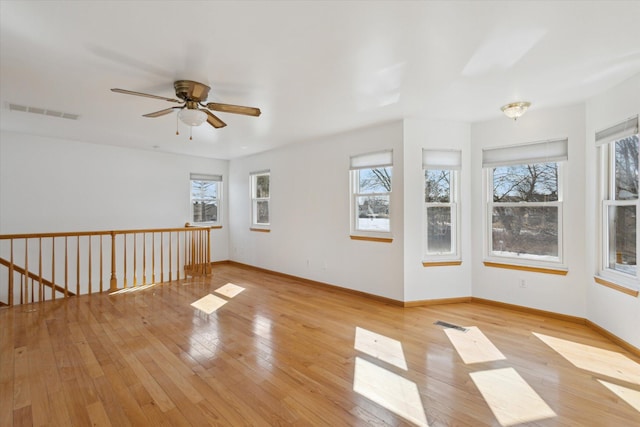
[190,173,222,181]
[350,150,393,170]
[482,138,568,168]
[422,149,461,170]
[595,115,638,146]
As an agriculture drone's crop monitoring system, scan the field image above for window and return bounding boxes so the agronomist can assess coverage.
[597,116,639,288]
[423,149,461,261]
[350,150,393,239]
[190,173,222,225]
[250,170,270,229]
[483,139,568,267]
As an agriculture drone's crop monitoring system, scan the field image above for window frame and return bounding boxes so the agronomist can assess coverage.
[250,170,271,230]
[597,122,639,291]
[482,140,568,270]
[349,150,393,241]
[189,173,222,226]
[422,149,461,263]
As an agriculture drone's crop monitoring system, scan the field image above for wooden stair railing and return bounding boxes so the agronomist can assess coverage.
[0,257,75,305]
[0,226,211,307]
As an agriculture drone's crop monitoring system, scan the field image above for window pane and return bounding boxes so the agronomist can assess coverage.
[255,200,269,224]
[356,195,390,231]
[425,170,450,203]
[255,175,270,198]
[192,201,217,222]
[358,168,392,194]
[607,205,637,276]
[426,206,451,253]
[191,180,217,200]
[493,163,558,202]
[614,135,639,200]
[492,206,558,259]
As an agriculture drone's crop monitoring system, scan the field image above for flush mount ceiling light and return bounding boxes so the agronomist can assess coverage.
[501,101,531,120]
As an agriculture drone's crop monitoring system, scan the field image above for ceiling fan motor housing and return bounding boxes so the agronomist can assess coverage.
[174,80,210,103]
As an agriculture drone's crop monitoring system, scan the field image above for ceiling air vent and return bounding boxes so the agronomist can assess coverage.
[9,103,79,120]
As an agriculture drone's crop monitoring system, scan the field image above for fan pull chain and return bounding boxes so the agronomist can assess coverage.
[189,126,193,141]
[176,114,179,136]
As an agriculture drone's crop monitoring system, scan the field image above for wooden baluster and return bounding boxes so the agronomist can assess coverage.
[169,232,172,282]
[191,230,195,275]
[24,239,29,304]
[99,235,103,293]
[152,233,156,284]
[20,275,24,305]
[133,233,137,287]
[202,229,206,275]
[198,230,204,275]
[197,230,201,275]
[160,232,164,283]
[123,234,128,288]
[38,237,43,302]
[51,237,56,300]
[64,236,68,297]
[9,239,14,306]
[143,232,147,285]
[88,235,92,295]
[207,228,211,275]
[110,232,117,291]
[177,231,181,280]
[76,236,80,296]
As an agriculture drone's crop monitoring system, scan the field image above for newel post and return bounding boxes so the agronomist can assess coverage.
[110,231,117,291]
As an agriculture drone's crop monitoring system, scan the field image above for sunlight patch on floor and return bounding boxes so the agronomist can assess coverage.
[355,327,408,370]
[470,367,556,426]
[191,294,227,314]
[353,357,428,426]
[110,283,158,295]
[533,332,640,385]
[598,380,640,412]
[215,283,245,298]
[444,326,506,364]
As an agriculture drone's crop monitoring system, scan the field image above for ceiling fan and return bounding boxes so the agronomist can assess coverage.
[111,80,261,130]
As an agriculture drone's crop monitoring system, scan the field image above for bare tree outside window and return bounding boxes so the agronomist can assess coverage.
[606,135,639,275]
[355,167,391,232]
[491,163,560,259]
[425,170,453,254]
[191,180,218,223]
[251,172,270,227]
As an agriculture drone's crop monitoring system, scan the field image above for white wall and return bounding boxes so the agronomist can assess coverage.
[470,104,588,317]
[402,119,472,301]
[0,131,230,261]
[228,121,405,301]
[585,73,640,348]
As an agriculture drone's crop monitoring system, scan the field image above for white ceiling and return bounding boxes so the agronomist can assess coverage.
[1,1,639,160]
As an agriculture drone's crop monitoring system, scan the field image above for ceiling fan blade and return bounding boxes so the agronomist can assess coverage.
[111,88,182,103]
[142,107,182,118]
[203,109,227,128]
[205,102,261,117]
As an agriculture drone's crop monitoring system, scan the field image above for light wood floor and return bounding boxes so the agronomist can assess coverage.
[2,263,639,426]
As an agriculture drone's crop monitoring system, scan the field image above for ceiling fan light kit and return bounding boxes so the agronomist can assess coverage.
[501,101,531,120]
[111,80,261,139]
[178,108,207,126]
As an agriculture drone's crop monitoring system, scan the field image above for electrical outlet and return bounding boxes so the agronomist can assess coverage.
[519,279,527,288]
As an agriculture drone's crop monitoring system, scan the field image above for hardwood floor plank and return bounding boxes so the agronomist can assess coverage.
[12,347,30,411]
[2,263,640,426]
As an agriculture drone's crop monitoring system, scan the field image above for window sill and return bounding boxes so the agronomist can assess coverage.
[594,276,639,297]
[483,261,568,276]
[422,260,462,267]
[350,235,393,243]
[250,227,270,233]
